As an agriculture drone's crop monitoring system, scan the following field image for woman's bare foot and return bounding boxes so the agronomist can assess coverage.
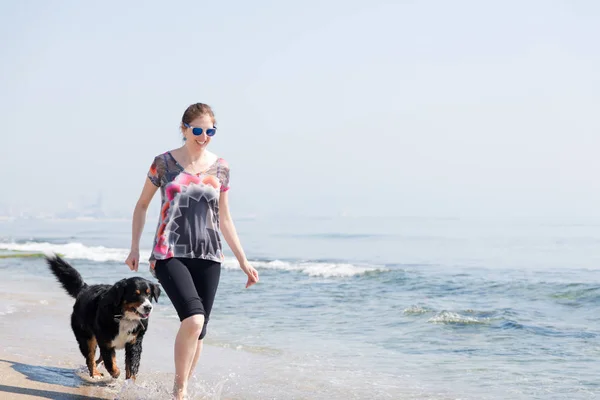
[173,383,188,400]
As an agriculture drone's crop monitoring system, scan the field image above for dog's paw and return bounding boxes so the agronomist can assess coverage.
[109,367,121,379]
[89,369,104,379]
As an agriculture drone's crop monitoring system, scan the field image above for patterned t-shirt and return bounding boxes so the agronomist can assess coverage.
[147,151,230,276]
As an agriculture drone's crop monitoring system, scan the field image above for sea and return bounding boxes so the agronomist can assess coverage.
[0,215,598,399]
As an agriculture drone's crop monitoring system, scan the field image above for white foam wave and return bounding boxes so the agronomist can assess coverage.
[428,311,488,325]
[0,305,16,316]
[403,305,433,315]
[0,241,387,278]
[222,258,387,277]
[0,241,151,264]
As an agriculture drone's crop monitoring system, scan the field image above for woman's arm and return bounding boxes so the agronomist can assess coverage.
[126,177,159,271]
[219,190,259,288]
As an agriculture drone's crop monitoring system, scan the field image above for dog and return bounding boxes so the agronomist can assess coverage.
[46,254,161,380]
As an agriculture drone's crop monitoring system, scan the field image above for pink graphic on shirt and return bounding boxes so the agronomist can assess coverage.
[176,173,202,186]
[154,235,169,256]
[166,183,182,201]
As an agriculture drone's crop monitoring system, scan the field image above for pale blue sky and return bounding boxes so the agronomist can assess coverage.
[1,0,599,218]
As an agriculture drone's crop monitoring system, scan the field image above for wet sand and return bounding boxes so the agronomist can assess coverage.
[0,355,114,400]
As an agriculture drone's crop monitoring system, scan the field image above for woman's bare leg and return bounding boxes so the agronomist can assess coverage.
[173,315,204,400]
[187,339,204,382]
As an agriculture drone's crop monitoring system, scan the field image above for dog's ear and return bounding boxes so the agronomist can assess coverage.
[151,283,161,303]
[108,279,127,308]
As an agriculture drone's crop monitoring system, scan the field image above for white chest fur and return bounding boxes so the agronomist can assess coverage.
[111,319,139,349]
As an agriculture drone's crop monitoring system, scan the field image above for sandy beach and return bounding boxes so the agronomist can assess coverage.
[0,355,113,400]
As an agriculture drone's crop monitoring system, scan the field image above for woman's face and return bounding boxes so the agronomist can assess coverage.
[183,114,215,150]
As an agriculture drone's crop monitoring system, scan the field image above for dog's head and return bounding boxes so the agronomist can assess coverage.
[108,277,161,320]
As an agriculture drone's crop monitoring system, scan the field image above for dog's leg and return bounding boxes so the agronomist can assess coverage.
[125,337,143,381]
[76,336,103,378]
[95,354,103,366]
[73,321,103,378]
[99,345,120,379]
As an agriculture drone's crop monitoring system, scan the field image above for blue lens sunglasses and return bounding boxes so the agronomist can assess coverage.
[183,122,217,137]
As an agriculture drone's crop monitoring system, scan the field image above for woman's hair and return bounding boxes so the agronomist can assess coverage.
[181,103,216,126]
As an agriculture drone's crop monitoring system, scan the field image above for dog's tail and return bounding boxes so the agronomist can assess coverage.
[46,254,88,298]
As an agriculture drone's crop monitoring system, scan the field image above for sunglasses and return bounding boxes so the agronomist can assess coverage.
[183,122,217,137]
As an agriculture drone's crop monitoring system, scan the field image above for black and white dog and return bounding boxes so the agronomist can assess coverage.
[46,254,160,380]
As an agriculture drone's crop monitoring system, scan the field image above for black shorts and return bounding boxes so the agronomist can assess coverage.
[154,257,221,340]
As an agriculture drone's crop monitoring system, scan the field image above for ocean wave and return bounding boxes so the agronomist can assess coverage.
[428,311,490,325]
[284,233,392,240]
[0,241,152,264]
[0,305,16,316]
[403,305,434,315]
[551,286,600,305]
[0,241,387,278]
[243,259,388,277]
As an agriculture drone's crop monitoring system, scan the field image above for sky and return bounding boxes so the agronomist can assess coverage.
[1,0,599,219]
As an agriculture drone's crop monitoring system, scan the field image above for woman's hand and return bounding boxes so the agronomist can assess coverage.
[240,261,259,288]
[125,249,140,272]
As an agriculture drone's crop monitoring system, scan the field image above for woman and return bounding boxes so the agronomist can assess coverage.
[125,102,259,399]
